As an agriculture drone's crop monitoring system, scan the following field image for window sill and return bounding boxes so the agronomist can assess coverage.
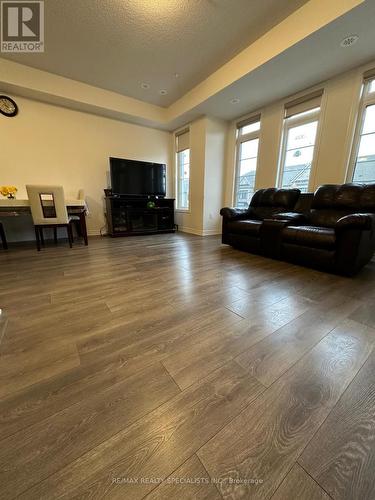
[175,209,191,214]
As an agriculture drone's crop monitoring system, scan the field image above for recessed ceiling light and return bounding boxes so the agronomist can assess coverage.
[340,35,359,48]
[159,89,168,95]
[174,73,180,78]
[141,82,150,90]
[230,98,240,104]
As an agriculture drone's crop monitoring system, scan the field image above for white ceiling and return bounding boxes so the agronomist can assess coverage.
[2,0,308,106]
[193,0,375,122]
[1,0,373,131]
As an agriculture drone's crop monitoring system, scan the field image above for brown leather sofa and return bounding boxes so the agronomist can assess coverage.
[278,183,375,275]
[220,183,375,275]
[220,188,300,254]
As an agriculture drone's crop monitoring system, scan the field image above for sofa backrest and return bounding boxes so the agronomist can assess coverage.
[310,183,375,227]
[249,188,300,220]
[293,193,314,214]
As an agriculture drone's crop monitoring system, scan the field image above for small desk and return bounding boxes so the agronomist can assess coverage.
[0,198,88,245]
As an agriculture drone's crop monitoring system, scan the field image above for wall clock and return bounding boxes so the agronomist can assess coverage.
[0,96,18,117]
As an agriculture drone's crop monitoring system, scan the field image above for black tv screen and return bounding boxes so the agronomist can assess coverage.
[110,157,166,196]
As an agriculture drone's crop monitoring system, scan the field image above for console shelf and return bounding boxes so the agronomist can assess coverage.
[105,196,175,237]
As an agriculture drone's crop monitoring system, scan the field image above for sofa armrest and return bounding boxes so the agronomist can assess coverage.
[273,212,309,224]
[220,207,249,220]
[335,213,375,231]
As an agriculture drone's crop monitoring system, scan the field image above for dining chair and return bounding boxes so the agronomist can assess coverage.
[0,221,7,249]
[26,185,79,251]
[65,188,88,246]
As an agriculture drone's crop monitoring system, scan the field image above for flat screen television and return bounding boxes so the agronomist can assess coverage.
[110,157,166,197]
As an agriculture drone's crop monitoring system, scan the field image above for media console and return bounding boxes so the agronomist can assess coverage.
[105,196,175,237]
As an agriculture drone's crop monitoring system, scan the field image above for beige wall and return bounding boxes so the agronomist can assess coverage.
[174,116,227,236]
[224,61,372,207]
[1,95,172,242]
[174,117,206,235]
[254,103,284,192]
[203,118,228,234]
[312,68,362,187]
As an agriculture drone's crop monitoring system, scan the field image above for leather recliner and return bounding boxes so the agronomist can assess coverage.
[279,183,375,275]
[220,183,375,275]
[220,188,300,254]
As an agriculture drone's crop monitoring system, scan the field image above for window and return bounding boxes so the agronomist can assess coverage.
[278,91,322,192]
[349,76,375,184]
[234,115,261,208]
[175,129,190,210]
[177,149,190,209]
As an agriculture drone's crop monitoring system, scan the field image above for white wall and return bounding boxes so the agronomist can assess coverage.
[1,95,172,241]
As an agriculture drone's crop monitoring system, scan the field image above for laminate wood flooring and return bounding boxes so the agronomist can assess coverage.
[0,234,374,499]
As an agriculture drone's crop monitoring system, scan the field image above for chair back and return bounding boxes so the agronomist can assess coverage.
[26,185,69,225]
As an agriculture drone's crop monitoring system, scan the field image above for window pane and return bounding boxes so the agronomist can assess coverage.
[240,121,260,135]
[353,156,375,183]
[282,146,314,192]
[285,145,314,166]
[351,86,375,184]
[235,138,259,208]
[239,157,257,175]
[177,149,190,209]
[358,133,375,157]
[362,104,375,134]
[240,139,259,159]
[179,149,190,169]
[353,133,375,184]
[280,121,318,193]
[287,121,318,149]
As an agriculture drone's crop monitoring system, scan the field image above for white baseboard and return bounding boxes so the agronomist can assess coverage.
[87,228,221,237]
[201,228,222,236]
[177,226,202,236]
[87,229,105,236]
[178,226,221,236]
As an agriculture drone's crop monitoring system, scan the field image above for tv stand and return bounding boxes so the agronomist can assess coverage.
[105,196,175,237]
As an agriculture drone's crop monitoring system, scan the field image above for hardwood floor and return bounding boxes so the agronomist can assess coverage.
[0,233,374,499]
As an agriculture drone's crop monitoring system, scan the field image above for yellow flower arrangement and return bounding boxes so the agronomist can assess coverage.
[0,186,18,198]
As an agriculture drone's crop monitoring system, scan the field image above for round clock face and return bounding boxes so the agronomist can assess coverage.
[0,96,18,117]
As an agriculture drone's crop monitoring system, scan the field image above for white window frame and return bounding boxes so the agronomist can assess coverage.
[277,107,320,192]
[347,77,375,182]
[175,148,190,212]
[233,119,261,208]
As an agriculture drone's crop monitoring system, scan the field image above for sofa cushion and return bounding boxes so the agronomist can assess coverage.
[250,188,300,209]
[312,184,362,210]
[312,183,375,210]
[282,225,336,250]
[250,206,289,220]
[309,209,352,228]
[308,183,375,228]
[227,220,262,236]
[220,207,249,220]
